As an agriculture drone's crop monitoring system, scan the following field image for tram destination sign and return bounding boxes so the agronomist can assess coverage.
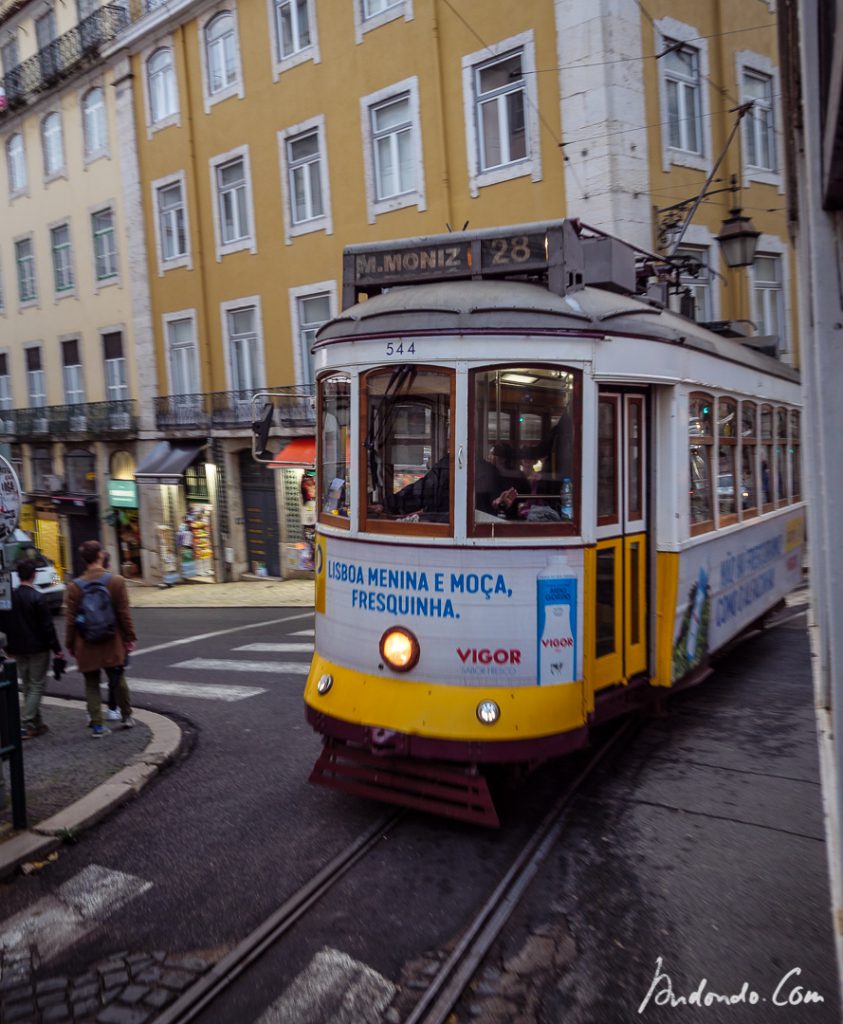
[348,229,551,289]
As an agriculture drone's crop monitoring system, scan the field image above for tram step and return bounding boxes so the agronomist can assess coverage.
[309,741,501,828]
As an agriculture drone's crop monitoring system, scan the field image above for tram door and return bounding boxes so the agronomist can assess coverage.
[594,389,648,688]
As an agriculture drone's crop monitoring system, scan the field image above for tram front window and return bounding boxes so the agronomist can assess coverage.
[472,366,577,532]
[364,366,453,529]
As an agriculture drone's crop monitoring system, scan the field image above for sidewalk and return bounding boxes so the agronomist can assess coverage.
[0,697,182,881]
[125,577,314,608]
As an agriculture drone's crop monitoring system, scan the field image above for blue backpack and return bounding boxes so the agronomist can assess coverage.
[74,572,117,643]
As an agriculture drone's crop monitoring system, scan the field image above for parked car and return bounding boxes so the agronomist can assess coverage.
[3,529,66,614]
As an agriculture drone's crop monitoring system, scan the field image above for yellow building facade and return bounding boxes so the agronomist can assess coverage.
[2,0,793,584]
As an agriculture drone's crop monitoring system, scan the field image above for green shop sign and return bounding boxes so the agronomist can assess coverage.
[108,480,138,508]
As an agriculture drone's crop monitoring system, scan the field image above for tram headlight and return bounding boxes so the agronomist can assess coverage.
[379,627,420,672]
[316,674,333,695]
[476,700,501,725]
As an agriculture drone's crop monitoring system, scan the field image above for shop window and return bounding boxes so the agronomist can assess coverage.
[32,447,53,491]
[471,366,578,535]
[688,392,714,534]
[717,397,737,525]
[318,373,351,528]
[184,462,210,502]
[740,401,758,519]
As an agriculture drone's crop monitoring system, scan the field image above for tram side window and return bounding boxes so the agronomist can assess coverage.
[760,404,774,510]
[790,410,801,501]
[717,397,737,524]
[740,401,758,519]
[776,407,788,505]
[364,366,453,531]
[688,392,714,534]
[319,374,351,524]
[471,366,577,533]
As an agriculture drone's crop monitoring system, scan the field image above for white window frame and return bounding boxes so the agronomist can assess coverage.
[90,202,121,288]
[142,41,180,137]
[221,295,266,395]
[61,336,86,406]
[6,133,28,198]
[25,344,46,409]
[81,84,109,162]
[669,225,721,323]
[278,114,333,243]
[0,254,5,316]
[198,6,244,112]
[289,280,336,385]
[267,0,320,80]
[353,0,412,44]
[14,234,38,308]
[41,110,66,181]
[655,17,712,173]
[462,30,542,198]
[209,144,256,260]
[750,237,792,363]
[0,350,12,411]
[49,219,76,300]
[152,170,192,275]
[163,308,201,396]
[101,327,130,402]
[736,50,784,191]
[360,77,425,223]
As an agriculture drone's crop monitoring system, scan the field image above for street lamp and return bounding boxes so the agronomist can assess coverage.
[715,204,760,268]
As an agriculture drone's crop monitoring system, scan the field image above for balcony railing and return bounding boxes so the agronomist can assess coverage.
[0,6,128,118]
[0,400,137,440]
[154,387,316,433]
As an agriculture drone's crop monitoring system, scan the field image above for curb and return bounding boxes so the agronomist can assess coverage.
[0,697,183,882]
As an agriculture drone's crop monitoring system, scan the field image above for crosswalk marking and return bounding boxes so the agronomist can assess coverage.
[0,866,151,979]
[234,643,313,653]
[172,658,311,675]
[127,678,267,701]
[254,947,396,1024]
[291,629,314,637]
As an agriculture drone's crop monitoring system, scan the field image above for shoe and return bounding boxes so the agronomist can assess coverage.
[106,708,122,721]
[22,724,49,739]
[121,716,135,729]
[90,724,108,738]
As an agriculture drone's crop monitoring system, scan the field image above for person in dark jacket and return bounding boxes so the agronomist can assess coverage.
[0,558,63,738]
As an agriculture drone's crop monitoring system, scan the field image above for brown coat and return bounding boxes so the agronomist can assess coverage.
[65,565,137,673]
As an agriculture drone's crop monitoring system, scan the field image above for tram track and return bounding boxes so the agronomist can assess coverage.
[151,717,638,1024]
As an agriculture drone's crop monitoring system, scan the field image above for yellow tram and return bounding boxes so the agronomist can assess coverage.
[300,220,805,825]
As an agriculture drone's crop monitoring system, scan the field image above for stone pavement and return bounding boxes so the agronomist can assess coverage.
[125,577,314,608]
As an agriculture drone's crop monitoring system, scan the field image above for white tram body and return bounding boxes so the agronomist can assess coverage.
[302,221,804,824]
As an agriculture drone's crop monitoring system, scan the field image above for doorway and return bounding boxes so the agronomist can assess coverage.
[594,389,648,688]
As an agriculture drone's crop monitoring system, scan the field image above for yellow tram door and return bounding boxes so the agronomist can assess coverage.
[594,390,648,690]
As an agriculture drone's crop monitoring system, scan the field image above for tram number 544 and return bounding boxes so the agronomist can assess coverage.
[385,341,416,356]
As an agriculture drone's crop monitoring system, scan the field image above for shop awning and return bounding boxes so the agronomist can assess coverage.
[135,441,206,485]
[269,437,316,469]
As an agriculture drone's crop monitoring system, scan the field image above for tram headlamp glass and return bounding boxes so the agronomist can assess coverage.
[316,674,333,694]
[379,627,420,672]
[476,700,501,725]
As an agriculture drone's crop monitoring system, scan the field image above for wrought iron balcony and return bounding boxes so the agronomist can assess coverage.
[0,6,128,118]
[0,400,137,440]
[154,386,316,433]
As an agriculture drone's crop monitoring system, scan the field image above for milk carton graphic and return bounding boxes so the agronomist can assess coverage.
[537,559,577,685]
[686,565,709,660]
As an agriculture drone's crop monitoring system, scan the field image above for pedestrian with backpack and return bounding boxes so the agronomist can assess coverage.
[65,540,136,738]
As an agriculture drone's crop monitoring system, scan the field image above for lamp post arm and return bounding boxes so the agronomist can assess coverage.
[668,102,753,256]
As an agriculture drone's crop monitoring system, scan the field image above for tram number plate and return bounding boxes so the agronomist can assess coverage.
[385,341,416,357]
[480,232,547,272]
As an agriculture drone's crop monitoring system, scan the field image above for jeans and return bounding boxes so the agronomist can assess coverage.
[16,651,51,729]
[84,668,132,726]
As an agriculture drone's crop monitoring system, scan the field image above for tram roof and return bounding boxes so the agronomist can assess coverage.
[315,280,800,384]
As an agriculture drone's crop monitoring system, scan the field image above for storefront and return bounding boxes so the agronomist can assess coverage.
[269,437,316,576]
[135,441,219,584]
[107,478,142,579]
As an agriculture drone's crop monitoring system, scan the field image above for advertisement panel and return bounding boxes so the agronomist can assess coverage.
[672,511,805,682]
[316,536,583,688]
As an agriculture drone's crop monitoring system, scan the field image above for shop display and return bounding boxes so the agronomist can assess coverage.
[178,504,215,579]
